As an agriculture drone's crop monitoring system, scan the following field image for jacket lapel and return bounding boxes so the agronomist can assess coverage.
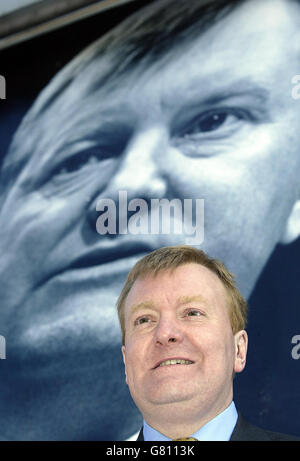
[230,414,269,441]
[136,428,144,441]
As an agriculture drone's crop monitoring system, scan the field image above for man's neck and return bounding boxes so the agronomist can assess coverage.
[143,401,237,441]
[142,398,234,440]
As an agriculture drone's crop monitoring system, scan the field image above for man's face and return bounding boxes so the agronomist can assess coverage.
[122,263,247,431]
[0,0,300,439]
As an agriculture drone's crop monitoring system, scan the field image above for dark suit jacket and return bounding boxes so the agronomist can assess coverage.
[136,414,300,441]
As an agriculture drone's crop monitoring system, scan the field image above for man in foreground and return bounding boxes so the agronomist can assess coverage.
[118,245,299,441]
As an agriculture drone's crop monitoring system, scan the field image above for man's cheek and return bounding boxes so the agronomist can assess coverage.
[21,189,89,234]
[0,192,83,274]
[14,195,68,239]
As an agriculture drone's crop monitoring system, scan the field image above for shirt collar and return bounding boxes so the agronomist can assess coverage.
[143,401,238,441]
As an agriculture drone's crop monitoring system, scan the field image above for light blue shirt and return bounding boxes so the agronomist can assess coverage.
[143,401,238,441]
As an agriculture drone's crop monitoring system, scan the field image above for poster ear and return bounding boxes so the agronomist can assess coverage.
[280,200,300,244]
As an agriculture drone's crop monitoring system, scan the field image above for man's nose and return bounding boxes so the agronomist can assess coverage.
[86,126,169,235]
[154,316,184,347]
[106,126,168,201]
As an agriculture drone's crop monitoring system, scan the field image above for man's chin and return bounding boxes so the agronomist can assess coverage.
[142,386,197,407]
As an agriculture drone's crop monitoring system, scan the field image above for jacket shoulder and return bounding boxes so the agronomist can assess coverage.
[230,414,300,441]
[134,416,300,442]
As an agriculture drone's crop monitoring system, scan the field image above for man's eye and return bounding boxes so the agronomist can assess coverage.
[53,148,111,177]
[186,310,203,317]
[52,128,131,178]
[190,112,228,133]
[134,316,151,326]
[180,109,248,138]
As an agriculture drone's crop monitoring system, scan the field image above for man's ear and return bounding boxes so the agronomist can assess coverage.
[233,330,248,374]
[121,345,128,385]
[280,200,300,244]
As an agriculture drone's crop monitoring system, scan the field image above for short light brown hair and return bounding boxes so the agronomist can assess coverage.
[117,245,248,344]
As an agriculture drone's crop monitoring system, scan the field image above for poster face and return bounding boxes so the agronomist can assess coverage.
[0,0,300,441]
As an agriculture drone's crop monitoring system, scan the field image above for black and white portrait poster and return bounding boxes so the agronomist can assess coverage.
[0,0,300,441]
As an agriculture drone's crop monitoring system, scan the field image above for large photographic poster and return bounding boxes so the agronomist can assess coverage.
[0,0,300,441]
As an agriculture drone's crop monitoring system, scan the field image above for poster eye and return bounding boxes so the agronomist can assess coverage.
[189,112,228,133]
[53,149,111,177]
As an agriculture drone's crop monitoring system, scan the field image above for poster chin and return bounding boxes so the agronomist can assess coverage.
[0,0,300,441]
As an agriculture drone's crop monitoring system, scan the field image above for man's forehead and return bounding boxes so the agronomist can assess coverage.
[110,3,298,128]
[31,0,300,123]
[6,0,300,176]
[127,294,211,317]
[148,0,299,75]
[125,264,227,311]
[90,0,300,111]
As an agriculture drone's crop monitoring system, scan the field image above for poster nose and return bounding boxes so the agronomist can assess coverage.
[108,127,168,201]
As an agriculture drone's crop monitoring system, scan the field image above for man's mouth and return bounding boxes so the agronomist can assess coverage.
[38,240,155,288]
[154,358,194,369]
[69,241,154,269]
